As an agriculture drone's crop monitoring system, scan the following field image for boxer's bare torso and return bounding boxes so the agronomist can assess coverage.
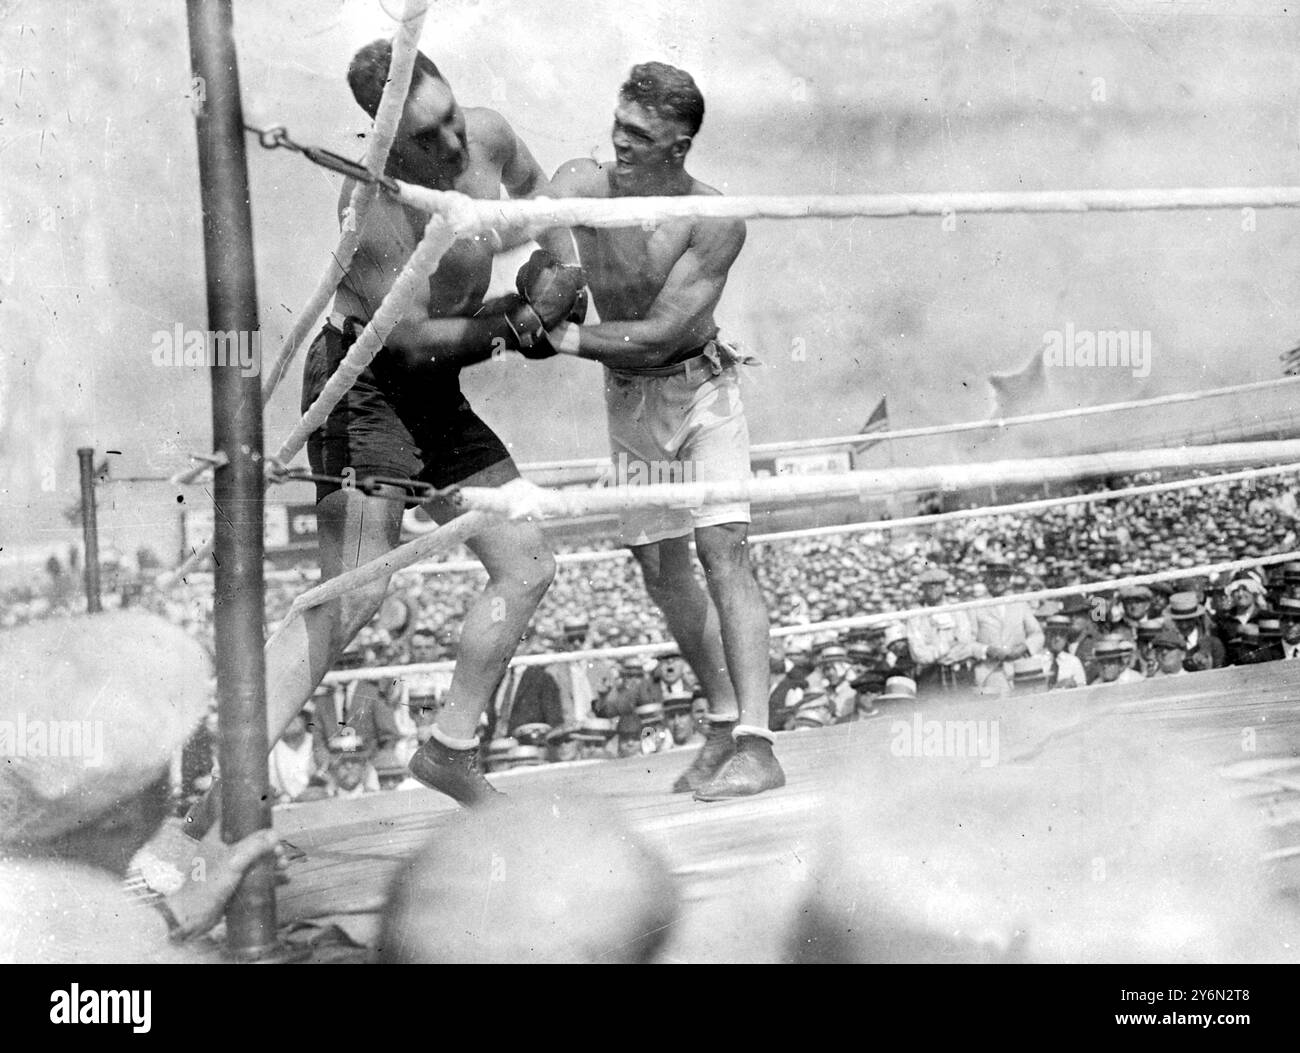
[334,106,526,326]
[548,158,739,362]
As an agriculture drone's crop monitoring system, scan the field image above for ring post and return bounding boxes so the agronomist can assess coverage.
[187,0,275,958]
[76,447,102,614]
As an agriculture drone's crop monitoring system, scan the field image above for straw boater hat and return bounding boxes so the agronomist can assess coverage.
[0,612,213,846]
[663,695,692,716]
[635,701,665,727]
[1166,592,1206,620]
[573,718,617,744]
[1092,637,1135,661]
[1255,616,1282,641]
[1277,597,1300,620]
[1136,618,1166,642]
[512,723,553,747]
[1011,658,1047,683]
[876,676,918,702]
[506,744,546,768]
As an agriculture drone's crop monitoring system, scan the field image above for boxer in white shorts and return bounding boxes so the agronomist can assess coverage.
[606,341,753,545]
[534,62,785,800]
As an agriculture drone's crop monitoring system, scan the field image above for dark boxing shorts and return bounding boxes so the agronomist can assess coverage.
[302,319,516,504]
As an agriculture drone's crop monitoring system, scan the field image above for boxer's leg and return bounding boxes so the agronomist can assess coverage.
[263,483,404,743]
[407,457,556,805]
[629,536,740,721]
[186,483,403,838]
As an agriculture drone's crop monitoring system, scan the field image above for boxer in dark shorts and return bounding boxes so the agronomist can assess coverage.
[246,38,585,811]
[303,317,515,503]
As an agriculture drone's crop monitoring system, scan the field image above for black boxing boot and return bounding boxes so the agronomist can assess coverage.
[408,731,503,807]
[693,729,786,802]
[671,718,738,794]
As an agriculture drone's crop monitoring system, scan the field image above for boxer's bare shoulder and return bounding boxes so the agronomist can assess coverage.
[463,106,518,160]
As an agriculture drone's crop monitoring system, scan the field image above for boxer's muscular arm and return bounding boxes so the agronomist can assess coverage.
[484,108,551,251]
[335,181,496,369]
[533,158,600,265]
[560,218,745,369]
[336,179,537,371]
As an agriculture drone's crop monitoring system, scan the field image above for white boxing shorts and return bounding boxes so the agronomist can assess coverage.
[604,351,752,547]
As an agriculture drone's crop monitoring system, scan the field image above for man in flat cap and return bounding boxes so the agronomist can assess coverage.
[906,566,978,693]
[1165,592,1225,672]
[768,640,813,733]
[1114,584,1153,643]
[1091,636,1147,686]
[540,617,602,725]
[1275,598,1300,661]
[0,612,277,962]
[970,555,1043,695]
[1058,593,1103,683]
[1040,615,1087,689]
[665,694,705,749]
[812,643,857,723]
[1149,628,1190,677]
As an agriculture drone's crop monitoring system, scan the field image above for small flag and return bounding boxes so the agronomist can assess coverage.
[852,396,889,453]
[1281,341,1300,376]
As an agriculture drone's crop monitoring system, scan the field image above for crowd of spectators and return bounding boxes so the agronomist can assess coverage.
[6,469,1299,808]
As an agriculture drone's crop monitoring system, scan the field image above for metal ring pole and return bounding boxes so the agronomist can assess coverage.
[187,0,275,958]
[76,447,102,613]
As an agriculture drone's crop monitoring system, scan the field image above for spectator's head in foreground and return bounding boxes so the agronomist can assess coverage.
[379,798,678,963]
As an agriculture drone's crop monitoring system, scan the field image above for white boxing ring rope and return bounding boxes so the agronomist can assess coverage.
[392,460,1300,578]
[394,183,1300,229]
[320,548,1300,684]
[283,183,1300,516]
[452,439,1300,524]
[164,178,1300,586]
[287,438,1300,617]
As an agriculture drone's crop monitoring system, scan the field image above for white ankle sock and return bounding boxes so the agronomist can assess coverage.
[431,726,479,751]
[733,724,776,744]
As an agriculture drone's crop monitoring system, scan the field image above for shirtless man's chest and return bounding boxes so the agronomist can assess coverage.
[337,120,504,320]
[573,178,696,321]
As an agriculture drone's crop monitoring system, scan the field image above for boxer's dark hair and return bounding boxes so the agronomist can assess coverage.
[619,62,704,138]
[348,38,444,118]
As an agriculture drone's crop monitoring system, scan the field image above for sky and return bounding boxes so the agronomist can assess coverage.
[1,0,1298,563]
